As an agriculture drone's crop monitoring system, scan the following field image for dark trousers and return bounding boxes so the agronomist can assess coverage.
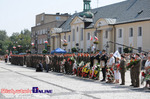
[102,67,106,80]
[130,68,134,85]
[133,71,140,87]
[121,72,125,84]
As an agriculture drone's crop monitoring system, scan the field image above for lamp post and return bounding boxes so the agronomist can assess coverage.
[106,41,109,53]
[18,45,21,53]
[31,42,35,53]
[13,46,16,54]
[44,41,48,51]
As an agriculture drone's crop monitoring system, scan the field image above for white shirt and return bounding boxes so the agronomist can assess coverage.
[107,56,115,66]
[145,60,150,68]
[92,46,95,52]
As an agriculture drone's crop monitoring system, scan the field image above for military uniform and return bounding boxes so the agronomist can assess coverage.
[133,58,141,87]
[119,59,126,85]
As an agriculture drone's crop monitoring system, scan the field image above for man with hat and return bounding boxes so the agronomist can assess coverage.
[119,55,126,85]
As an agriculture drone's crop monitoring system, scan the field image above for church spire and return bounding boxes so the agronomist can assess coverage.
[83,0,91,12]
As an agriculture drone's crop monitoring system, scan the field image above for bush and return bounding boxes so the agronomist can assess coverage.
[42,49,47,54]
[93,41,99,44]
[72,47,77,53]
[63,43,68,46]
[47,45,51,47]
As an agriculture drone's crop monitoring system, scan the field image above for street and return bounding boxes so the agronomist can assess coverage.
[0,61,150,99]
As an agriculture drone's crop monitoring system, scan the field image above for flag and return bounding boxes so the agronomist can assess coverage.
[94,36,98,40]
[63,39,67,42]
[90,35,93,41]
[113,50,121,59]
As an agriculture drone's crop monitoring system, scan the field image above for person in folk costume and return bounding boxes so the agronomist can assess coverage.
[119,55,126,85]
[114,57,121,84]
[106,53,115,83]
[132,53,141,87]
[144,54,150,89]
[100,50,108,82]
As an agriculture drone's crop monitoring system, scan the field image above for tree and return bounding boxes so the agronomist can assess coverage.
[0,30,10,55]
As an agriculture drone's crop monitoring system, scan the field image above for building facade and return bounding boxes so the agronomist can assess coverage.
[31,13,70,53]
[32,0,150,54]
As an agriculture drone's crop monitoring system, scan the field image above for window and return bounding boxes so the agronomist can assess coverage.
[64,35,66,39]
[68,35,70,42]
[105,31,108,38]
[73,29,75,41]
[41,15,44,21]
[87,48,90,52]
[81,49,83,53]
[118,47,122,54]
[81,28,83,41]
[118,29,122,38]
[138,47,142,53]
[77,27,78,32]
[129,28,133,37]
[138,27,142,36]
[94,31,97,36]
[68,49,70,52]
[87,33,90,40]
[56,16,60,21]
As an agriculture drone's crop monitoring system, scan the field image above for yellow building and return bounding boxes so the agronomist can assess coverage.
[33,0,150,54]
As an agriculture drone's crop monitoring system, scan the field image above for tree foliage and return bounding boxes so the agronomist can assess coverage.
[0,29,31,55]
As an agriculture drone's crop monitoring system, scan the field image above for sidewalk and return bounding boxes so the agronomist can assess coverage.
[0,62,150,99]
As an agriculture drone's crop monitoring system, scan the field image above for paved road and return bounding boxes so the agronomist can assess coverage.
[0,61,150,99]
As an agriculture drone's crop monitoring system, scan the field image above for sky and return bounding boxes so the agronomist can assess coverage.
[0,0,125,36]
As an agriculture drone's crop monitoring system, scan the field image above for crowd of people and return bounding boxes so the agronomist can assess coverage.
[42,50,150,89]
[10,50,150,90]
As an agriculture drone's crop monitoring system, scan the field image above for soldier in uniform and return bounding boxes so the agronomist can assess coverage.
[119,55,126,85]
[133,53,141,87]
[130,56,135,86]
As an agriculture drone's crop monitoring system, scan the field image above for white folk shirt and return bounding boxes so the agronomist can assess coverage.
[107,56,115,67]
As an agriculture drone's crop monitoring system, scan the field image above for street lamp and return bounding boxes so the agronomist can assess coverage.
[44,40,48,51]
[106,41,109,53]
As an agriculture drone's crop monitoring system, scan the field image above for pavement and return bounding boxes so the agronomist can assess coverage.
[0,61,150,99]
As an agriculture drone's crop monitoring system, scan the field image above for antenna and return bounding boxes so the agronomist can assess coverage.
[97,0,99,7]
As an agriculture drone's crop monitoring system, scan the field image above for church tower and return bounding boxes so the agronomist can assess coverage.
[83,0,91,12]
[80,0,93,18]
